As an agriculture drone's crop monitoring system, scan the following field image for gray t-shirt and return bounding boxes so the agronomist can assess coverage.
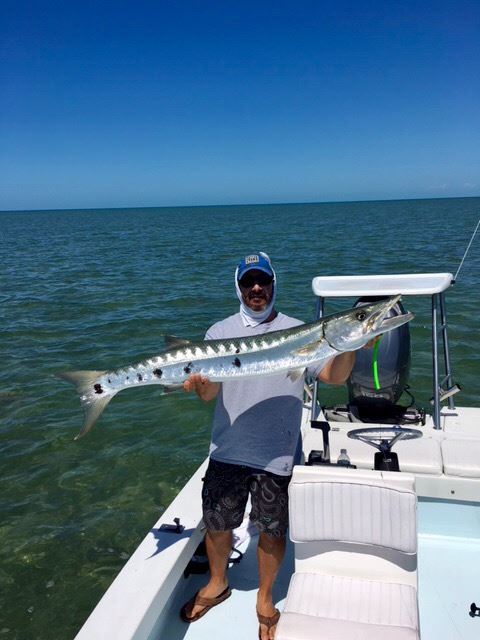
[205,311,312,476]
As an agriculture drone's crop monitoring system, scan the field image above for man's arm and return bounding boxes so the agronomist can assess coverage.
[183,373,220,402]
[317,337,380,386]
[317,351,356,385]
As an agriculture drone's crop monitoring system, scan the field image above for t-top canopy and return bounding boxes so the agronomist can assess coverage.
[311,273,453,297]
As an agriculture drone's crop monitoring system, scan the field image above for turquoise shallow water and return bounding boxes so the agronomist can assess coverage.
[1,198,479,639]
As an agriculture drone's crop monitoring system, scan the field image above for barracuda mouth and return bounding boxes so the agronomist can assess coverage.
[368,295,414,337]
[323,294,415,352]
[379,311,414,332]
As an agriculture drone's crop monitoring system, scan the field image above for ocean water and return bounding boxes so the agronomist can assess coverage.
[1,198,479,639]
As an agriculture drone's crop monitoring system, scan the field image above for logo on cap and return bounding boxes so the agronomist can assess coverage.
[245,255,260,265]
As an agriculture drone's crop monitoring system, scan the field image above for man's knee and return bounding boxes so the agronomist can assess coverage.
[258,531,286,553]
[206,529,233,541]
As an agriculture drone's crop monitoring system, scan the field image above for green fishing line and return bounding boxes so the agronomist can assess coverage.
[372,336,382,390]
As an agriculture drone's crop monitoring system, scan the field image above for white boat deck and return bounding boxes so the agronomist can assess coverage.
[417,523,480,639]
[75,405,480,640]
[164,528,294,640]
[156,405,480,639]
[161,496,480,640]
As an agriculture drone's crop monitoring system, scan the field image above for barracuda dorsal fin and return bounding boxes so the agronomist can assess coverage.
[57,370,113,439]
[164,335,192,348]
[292,340,324,356]
[287,368,306,382]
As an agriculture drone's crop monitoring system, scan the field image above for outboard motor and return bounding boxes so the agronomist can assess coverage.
[344,296,423,424]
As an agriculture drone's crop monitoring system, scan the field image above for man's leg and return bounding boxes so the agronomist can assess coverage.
[181,460,249,621]
[186,529,232,618]
[250,471,291,639]
[257,532,286,639]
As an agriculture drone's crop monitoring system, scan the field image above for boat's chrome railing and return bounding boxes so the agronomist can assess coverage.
[310,273,457,429]
[431,290,458,426]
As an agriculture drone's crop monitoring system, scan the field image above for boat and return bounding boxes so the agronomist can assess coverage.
[73,273,480,640]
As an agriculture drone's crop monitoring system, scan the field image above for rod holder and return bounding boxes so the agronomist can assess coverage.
[430,384,461,404]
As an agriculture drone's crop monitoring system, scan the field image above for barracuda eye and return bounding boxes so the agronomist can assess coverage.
[356,310,367,321]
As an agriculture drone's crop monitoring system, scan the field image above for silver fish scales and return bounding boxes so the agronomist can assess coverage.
[59,296,412,439]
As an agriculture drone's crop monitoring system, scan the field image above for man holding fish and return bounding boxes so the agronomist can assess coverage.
[181,252,369,640]
[60,251,410,639]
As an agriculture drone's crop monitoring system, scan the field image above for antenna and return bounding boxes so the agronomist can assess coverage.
[453,218,480,282]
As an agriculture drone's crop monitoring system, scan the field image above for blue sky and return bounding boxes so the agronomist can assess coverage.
[1,0,479,210]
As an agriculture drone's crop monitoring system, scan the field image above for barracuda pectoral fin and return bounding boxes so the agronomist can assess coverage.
[57,370,114,440]
[287,368,306,382]
[292,340,324,356]
[164,335,193,348]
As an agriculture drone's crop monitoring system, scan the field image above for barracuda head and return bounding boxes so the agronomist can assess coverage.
[323,295,414,352]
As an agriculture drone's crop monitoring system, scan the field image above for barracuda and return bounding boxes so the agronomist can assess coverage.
[59,296,413,439]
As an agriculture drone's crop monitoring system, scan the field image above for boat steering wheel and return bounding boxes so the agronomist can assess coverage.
[347,426,423,453]
[347,426,423,471]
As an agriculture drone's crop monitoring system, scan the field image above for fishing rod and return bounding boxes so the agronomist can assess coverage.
[452,217,480,283]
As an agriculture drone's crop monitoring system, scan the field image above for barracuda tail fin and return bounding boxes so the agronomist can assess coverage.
[57,370,113,439]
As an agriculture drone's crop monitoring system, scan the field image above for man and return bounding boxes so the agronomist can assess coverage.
[180,252,358,640]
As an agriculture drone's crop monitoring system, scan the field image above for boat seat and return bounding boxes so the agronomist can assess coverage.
[278,574,419,640]
[394,438,442,475]
[441,439,480,478]
[276,466,420,640]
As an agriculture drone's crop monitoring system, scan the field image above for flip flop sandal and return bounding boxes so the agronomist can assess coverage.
[180,586,231,622]
[257,608,280,639]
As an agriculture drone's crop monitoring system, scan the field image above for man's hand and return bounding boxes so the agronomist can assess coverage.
[317,336,382,385]
[363,335,381,349]
[183,373,220,402]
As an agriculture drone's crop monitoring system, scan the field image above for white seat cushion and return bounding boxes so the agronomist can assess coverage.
[289,476,417,553]
[276,572,419,640]
[441,439,480,477]
[276,613,419,640]
[394,438,442,475]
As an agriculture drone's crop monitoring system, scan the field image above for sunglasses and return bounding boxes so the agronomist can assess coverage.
[239,272,274,288]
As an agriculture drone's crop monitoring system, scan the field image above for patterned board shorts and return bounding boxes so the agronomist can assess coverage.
[201,458,291,538]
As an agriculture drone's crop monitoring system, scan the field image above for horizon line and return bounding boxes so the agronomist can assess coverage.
[1,193,479,214]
